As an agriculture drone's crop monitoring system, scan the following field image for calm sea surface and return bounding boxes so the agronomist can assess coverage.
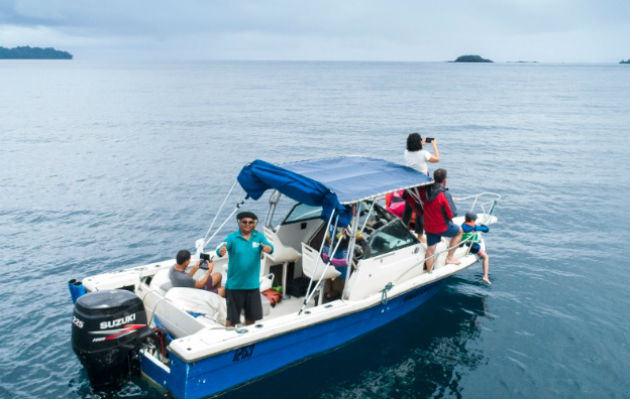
[0,61,628,398]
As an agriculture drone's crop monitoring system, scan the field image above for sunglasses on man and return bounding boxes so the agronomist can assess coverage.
[239,219,256,225]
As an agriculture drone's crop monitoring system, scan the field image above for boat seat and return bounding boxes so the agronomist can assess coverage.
[150,268,173,294]
[147,269,228,334]
[263,227,301,298]
[301,242,341,281]
[150,266,221,295]
[301,242,341,305]
[263,226,301,264]
[165,287,227,326]
[147,291,208,338]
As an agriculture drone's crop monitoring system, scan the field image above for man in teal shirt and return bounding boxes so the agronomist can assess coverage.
[217,211,274,326]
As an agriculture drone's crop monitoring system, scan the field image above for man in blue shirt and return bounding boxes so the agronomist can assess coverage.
[217,211,274,327]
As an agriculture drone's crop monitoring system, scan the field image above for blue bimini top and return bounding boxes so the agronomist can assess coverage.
[237,156,432,227]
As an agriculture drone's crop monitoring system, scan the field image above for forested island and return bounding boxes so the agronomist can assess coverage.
[452,55,493,63]
[0,46,72,59]
[620,59,630,64]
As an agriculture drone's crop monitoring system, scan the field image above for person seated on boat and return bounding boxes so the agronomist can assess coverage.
[420,168,462,272]
[461,212,491,285]
[322,225,365,301]
[322,227,349,301]
[402,133,439,241]
[169,249,225,297]
[217,211,274,327]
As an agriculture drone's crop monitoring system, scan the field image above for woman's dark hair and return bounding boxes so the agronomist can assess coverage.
[176,249,191,265]
[406,132,423,151]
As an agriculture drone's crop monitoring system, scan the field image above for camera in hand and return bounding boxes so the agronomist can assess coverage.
[425,137,434,143]
[199,252,212,269]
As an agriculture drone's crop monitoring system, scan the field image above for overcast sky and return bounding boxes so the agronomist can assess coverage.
[0,0,628,62]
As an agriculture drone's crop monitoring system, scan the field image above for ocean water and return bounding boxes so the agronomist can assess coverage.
[0,60,628,398]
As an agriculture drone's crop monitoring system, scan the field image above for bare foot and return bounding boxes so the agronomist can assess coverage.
[445,257,461,265]
[483,276,492,285]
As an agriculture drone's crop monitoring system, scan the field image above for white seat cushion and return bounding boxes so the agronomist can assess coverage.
[165,287,227,325]
[301,242,341,280]
[150,268,173,294]
[263,226,301,264]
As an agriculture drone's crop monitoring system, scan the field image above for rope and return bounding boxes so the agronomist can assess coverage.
[381,282,393,305]
[203,179,238,242]
[203,196,248,248]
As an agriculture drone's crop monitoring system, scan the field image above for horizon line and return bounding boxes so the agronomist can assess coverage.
[45,58,630,64]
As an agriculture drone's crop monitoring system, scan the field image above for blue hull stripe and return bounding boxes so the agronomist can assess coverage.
[144,280,443,398]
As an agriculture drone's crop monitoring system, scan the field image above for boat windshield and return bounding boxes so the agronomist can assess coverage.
[365,219,417,258]
[282,203,322,224]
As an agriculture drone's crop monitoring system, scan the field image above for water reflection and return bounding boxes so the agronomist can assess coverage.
[223,276,488,399]
[69,369,167,399]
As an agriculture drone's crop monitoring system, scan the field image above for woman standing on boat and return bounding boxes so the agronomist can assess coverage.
[404,132,440,175]
[402,132,440,239]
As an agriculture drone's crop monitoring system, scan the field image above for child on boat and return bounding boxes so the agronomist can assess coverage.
[461,212,491,285]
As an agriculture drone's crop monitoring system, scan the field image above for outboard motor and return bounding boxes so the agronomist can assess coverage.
[71,289,152,388]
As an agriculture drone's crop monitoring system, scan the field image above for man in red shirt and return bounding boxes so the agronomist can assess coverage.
[419,168,462,272]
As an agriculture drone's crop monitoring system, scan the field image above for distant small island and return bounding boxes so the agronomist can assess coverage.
[452,54,493,63]
[620,59,630,64]
[0,46,72,59]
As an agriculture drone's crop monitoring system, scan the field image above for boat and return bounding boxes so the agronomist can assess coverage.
[68,156,500,398]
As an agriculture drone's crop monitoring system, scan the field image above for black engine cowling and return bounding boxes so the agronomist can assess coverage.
[72,289,151,388]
